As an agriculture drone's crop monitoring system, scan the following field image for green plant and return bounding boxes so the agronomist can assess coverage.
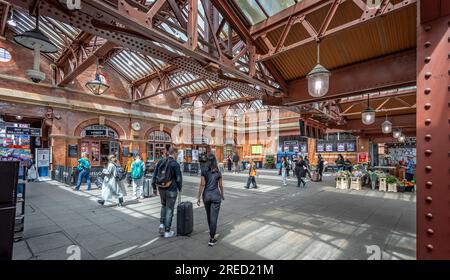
[386,175,398,184]
[264,155,275,169]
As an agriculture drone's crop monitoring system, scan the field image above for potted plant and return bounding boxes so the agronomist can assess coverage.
[335,170,351,189]
[264,155,275,169]
[386,175,398,192]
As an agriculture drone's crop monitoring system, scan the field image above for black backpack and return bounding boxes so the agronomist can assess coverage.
[155,158,174,188]
[114,164,127,181]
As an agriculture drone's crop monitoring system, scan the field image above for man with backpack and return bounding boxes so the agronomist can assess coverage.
[152,147,182,238]
[74,152,92,191]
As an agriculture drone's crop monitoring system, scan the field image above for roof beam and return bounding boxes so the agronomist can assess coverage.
[0,3,10,37]
[182,85,225,98]
[136,78,204,101]
[132,64,178,87]
[257,0,416,62]
[284,49,416,106]
[57,40,116,86]
[210,0,288,92]
[332,113,416,131]
[167,0,187,29]
[209,96,257,108]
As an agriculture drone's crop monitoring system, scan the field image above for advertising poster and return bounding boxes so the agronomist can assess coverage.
[317,143,325,152]
[325,143,334,152]
[347,142,356,152]
[337,143,346,152]
[300,143,307,153]
[192,149,199,161]
[358,152,369,163]
[36,148,51,181]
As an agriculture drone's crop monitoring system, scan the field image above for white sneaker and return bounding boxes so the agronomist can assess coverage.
[164,231,175,238]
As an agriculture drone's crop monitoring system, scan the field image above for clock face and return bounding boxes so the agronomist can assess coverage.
[132,122,141,131]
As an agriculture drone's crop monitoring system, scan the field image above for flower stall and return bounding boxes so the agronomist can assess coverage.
[335,170,351,190]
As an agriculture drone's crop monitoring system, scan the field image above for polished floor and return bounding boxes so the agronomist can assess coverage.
[13,170,416,260]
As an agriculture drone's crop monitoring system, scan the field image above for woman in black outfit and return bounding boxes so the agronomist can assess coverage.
[197,155,225,247]
[295,156,307,188]
[227,155,232,172]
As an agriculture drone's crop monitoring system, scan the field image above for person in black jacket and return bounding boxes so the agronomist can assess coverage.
[317,154,325,182]
[152,147,183,238]
[196,154,225,247]
[295,156,307,188]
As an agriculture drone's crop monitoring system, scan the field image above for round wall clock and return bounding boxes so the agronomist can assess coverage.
[131,122,141,131]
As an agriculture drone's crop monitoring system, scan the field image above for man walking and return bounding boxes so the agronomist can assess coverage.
[74,152,91,191]
[317,154,325,182]
[152,147,182,238]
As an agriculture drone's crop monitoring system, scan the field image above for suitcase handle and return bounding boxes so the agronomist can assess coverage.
[177,190,182,205]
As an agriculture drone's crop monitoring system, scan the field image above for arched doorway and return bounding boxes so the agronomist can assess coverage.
[80,125,120,166]
[147,130,172,162]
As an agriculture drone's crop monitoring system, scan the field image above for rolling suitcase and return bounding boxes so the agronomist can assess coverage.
[177,194,193,236]
[143,178,151,198]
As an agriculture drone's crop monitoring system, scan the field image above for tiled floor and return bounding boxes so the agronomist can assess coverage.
[13,171,416,260]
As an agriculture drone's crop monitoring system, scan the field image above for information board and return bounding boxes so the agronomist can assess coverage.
[325,144,334,152]
[6,127,41,137]
[337,143,346,152]
[317,143,325,152]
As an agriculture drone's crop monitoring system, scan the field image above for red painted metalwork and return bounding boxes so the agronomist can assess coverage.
[285,50,417,106]
[416,1,450,259]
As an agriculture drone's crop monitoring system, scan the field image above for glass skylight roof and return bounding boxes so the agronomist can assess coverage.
[233,0,298,25]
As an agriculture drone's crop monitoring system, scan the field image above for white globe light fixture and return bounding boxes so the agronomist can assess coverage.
[381,115,392,134]
[393,129,402,139]
[14,8,58,83]
[307,43,330,98]
[361,94,375,125]
[86,60,110,95]
[398,134,406,142]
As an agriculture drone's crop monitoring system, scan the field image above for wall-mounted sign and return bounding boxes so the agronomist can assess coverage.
[358,152,369,163]
[347,142,356,152]
[192,150,199,161]
[300,143,307,153]
[337,143,346,152]
[317,143,325,152]
[284,141,298,146]
[68,144,78,157]
[85,129,107,137]
[325,144,334,152]
[193,136,209,145]
[293,146,299,153]
[6,126,41,137]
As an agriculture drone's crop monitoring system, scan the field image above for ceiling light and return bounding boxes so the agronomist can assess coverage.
[128,60,133,66]
[180,99,194,111]
[361,94,375,125]
[393,129,402,139]
[307,42,330,98]
[86,59,110,95]
[398,134,406,142]
[14,8,57,83]
[16,115,23,120]
[381,115,392,134]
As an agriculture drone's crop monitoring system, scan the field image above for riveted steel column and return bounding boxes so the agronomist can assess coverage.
[416,2,450,259]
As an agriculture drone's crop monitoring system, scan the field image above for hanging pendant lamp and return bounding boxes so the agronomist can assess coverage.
[362,94,375,125]
[393,128,402,139]
[86,59,110,95]
[381,114,392,134]
[307,42,330,98]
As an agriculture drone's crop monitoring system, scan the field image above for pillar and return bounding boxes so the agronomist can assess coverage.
[416,1,450,259]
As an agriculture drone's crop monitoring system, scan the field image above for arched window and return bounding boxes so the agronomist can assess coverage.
[148,131,172,162]
[0,48,12,63]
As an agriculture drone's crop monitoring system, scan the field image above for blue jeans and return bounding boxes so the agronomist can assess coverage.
[159,189,178,232]
[76,169,91,190]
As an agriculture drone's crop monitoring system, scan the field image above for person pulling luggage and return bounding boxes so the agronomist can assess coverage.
[197,154,225,246]
[152,147,182,238]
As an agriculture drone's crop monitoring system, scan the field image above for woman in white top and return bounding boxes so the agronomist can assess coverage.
[27,160,38,182]
[97,155,127,207]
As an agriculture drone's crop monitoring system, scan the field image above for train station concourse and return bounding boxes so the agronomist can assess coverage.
[0,0,448,261]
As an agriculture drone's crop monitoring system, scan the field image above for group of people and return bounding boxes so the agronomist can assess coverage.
[335,154,352,171]
[74,148,225,246]
[279,154,325,187]
[226,153,240,173]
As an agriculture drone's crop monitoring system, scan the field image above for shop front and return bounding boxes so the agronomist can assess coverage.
[80,125,120,166]
[147,130,172,162]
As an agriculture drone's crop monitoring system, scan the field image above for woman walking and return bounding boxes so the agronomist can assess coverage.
[74,152,92,191]
[281,157,288,186]
[197,155,225,247]
[131,154,146,199]
[97,155,127,207]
